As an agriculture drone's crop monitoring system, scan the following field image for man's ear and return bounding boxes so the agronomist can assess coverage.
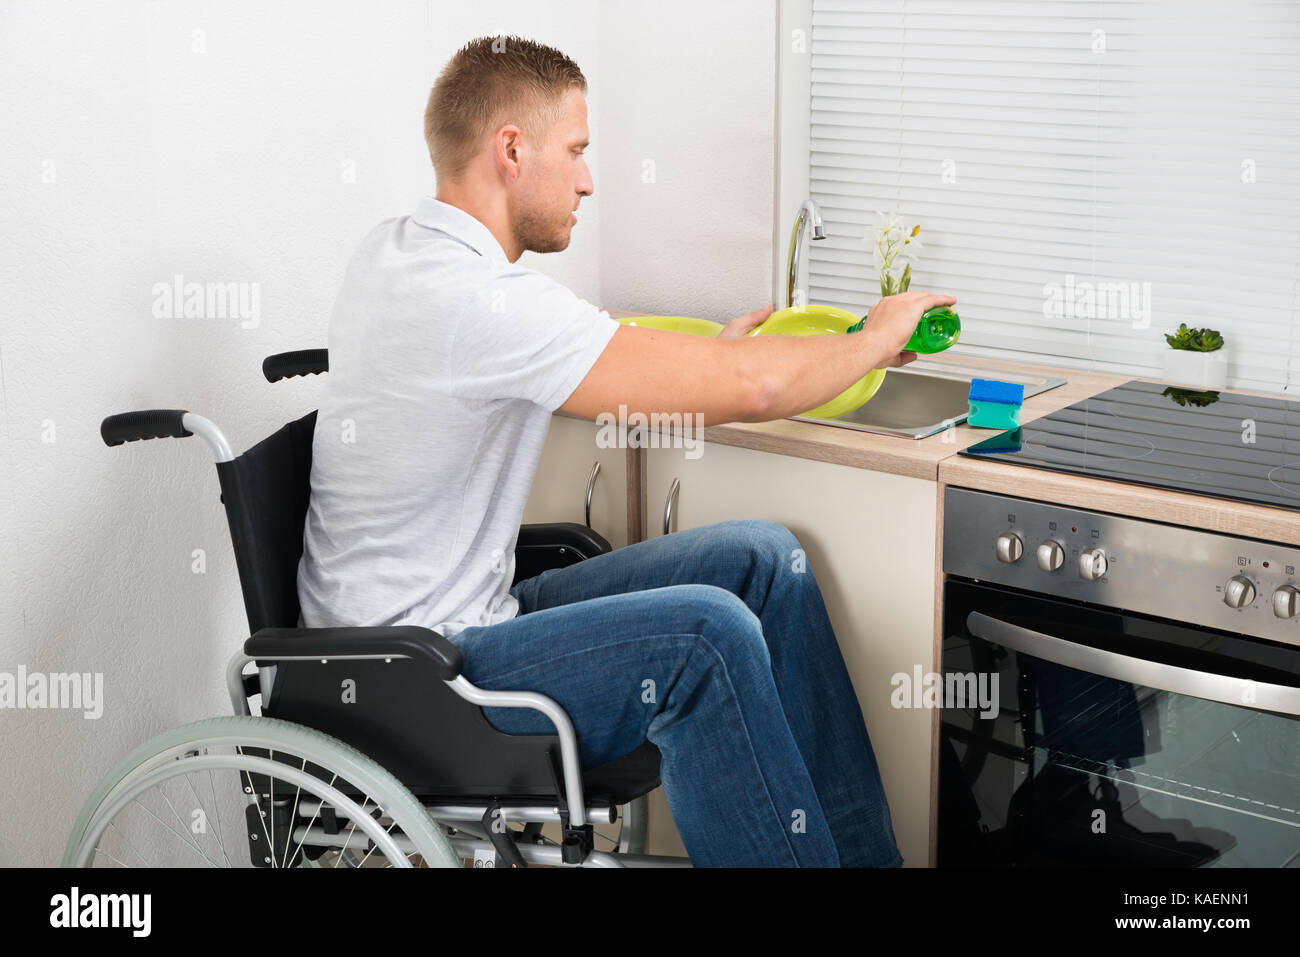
[497,125,524,179]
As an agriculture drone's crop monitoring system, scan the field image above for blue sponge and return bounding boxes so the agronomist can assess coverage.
[967,378,1025,430]
[968,378,1024,405]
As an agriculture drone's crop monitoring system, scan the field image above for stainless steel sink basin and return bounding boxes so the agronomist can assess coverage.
[790,359,1067,439]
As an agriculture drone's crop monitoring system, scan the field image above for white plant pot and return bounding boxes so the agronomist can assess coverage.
[1162,347,1228,390]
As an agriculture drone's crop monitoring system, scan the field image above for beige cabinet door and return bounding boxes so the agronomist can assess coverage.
[523,412,630,549]
[643,440,937,867]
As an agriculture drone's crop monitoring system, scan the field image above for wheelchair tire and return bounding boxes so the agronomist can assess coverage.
[63,715,460,868]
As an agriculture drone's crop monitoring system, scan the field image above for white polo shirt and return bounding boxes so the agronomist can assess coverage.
[296,196,621,637]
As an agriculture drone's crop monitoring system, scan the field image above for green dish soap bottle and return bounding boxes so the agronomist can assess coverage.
[846,305,961,354]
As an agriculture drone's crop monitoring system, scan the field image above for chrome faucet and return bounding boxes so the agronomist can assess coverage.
[786,198,826,309]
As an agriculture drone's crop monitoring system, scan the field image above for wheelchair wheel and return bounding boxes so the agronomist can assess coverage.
[63,715,459,868]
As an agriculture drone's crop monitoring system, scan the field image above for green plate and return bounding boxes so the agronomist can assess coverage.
[747,304,887,419]
[615,315,722,337]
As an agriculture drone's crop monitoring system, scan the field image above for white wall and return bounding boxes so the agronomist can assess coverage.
[0,0,616,866]
[595,0,777,320]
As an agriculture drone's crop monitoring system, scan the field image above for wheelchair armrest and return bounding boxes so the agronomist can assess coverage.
[245,626,462,680]
[517,522,612,559]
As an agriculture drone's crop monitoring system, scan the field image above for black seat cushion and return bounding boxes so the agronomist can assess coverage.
[580,740,662,806]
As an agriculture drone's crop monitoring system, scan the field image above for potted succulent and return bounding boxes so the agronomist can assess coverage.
[1162,323,1227,390]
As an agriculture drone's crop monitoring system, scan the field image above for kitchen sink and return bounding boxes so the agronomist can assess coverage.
[791,359,1067,439]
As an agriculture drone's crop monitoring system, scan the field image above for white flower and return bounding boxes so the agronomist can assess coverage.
[866,211,903,250]
[898,233,924,265]
[866,211,922,283]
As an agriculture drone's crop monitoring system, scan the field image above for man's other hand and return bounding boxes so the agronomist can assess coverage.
[717,303,774,340]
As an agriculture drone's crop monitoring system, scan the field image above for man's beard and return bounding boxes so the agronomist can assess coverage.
[512,198,571,254]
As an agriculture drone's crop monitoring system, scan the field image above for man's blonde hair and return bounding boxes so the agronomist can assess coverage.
[425,35,587,183]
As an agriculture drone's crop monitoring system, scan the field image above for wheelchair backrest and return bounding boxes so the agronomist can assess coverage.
[215,410,317,633]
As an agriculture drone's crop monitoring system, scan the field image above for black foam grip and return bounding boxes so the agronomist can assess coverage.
[100,410,193,447]
[263,349,329,382]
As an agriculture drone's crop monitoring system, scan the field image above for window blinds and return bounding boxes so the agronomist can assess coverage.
[807,0,1300,393]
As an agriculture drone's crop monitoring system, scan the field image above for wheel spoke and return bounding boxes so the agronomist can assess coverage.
[129,794,219,866]
[157,779,213,866]
[206,769,229,866]
[269,749,276,868]
[332,797,373,868]
[93,844,131,868]
[279,758,308,869]
[285,769,339,869]
[184,770,232,868]
[357,816,400,868]
[106,821,154,868]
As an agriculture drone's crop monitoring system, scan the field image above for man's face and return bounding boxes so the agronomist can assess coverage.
[509,87,593,255]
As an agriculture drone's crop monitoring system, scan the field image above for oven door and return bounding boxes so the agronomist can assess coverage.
[939,578,1300,867]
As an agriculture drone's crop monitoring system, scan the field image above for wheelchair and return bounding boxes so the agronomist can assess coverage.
[64,349,686,868]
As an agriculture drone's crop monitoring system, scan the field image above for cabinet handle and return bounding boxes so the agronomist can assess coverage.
[663,477,680,536]
[584,461,601,529]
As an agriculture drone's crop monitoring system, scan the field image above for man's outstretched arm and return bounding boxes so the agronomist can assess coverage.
[562,291,956,425]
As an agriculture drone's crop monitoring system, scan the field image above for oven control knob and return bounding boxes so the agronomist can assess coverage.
[1223,576,1256,609]
[1036,540,1065,572]
[995,532,1024,563]
[1079,547,1108,581]
[1272,584,1300,619]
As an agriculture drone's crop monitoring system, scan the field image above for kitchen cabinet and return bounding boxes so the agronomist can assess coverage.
[642,438,938,866]
[523,412,630,548]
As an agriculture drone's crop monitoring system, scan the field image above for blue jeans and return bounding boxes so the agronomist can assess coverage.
[447,519,902,868]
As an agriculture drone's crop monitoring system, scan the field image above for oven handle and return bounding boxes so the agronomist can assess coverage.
[966,611,1300,718]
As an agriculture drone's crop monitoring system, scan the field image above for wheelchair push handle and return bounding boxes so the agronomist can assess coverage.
[263,349,328,383]
[100,409,193,447]
[100,409,235,462]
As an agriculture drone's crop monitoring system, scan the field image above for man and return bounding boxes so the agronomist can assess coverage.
[297,34,956,867]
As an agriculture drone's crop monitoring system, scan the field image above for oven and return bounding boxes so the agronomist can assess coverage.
[937,486,1300,867]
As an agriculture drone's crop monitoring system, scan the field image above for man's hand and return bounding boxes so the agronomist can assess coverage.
[717,303,774,340]
[860,290,957,368]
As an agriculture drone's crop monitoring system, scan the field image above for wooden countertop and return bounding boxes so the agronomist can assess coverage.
[603,308,1300,546]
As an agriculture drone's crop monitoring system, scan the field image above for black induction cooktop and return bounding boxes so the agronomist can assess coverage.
[959,379,1300,512]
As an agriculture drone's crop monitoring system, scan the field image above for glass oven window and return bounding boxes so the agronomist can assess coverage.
[940,581,1300,868]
